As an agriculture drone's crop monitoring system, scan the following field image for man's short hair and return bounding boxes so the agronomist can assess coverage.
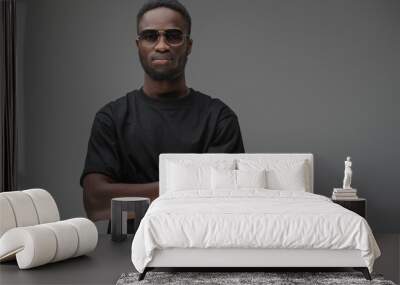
[137,0,192,35]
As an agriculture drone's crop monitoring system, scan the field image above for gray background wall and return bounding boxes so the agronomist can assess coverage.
[16,0,399,232]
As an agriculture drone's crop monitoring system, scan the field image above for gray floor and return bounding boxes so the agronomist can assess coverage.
[0,234,399,285]
[374,234,400,284]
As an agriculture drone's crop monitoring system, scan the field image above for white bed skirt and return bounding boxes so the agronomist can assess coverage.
[147,248,366,268]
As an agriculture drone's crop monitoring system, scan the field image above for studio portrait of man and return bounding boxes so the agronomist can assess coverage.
[80,0,245,222]
[2,0,400,283]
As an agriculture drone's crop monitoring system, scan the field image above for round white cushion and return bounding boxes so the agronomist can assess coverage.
[23,189,60,223]
[42,221,79,262]
[64,218,98,257]
[0,226,57,268]
[0,196,17,237]
[0,191,39,227]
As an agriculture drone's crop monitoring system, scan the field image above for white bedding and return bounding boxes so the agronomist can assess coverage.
[131,190,380,273]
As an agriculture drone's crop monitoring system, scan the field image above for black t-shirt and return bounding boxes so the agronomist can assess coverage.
[80,87,245,186]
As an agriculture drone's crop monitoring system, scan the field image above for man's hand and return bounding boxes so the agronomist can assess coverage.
[82,173,159,221]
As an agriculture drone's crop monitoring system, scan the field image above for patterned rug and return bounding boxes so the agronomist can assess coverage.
[116,271,396,285]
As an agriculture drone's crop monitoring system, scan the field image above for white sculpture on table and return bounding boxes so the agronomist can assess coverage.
[342,156,353,189]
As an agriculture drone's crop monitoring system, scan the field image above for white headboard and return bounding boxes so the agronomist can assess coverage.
[159,153,314,195]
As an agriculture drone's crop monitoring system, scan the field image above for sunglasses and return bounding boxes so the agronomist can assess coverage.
[137,29,189,46]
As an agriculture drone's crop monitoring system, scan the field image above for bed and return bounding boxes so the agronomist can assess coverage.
[131,153,381,280]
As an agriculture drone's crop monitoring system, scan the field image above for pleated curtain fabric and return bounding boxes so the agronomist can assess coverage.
[1,0,17,192]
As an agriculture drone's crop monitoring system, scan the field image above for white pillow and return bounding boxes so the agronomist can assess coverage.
[166,159,235,192]
[211,168,267,190]
[237,159,308,191]
[237,169,267,188]
[211,168,236,190]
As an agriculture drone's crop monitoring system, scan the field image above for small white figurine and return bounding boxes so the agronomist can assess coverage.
[342,156,353,189]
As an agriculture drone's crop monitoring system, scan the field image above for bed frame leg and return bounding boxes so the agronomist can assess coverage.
[354,267,371,280]
[138,268,148,281]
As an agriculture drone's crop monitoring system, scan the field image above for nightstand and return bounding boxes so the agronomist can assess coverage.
[332,198,366,218]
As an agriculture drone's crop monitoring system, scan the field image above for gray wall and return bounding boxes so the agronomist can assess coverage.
[16,0,400,232]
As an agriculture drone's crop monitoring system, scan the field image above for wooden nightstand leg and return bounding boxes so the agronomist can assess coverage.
[354,267,372,280]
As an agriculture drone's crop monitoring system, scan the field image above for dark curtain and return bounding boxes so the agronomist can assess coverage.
[1,0,17,192]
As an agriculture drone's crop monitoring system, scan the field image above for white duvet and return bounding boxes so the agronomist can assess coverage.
[131,190,380,273]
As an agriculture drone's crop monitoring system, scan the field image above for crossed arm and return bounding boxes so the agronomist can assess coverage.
[82,173,159,221]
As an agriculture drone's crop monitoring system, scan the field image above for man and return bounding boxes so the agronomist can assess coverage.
[80,0,245,222]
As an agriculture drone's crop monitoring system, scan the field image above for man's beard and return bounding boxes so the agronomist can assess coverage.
[139,53,188,81]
